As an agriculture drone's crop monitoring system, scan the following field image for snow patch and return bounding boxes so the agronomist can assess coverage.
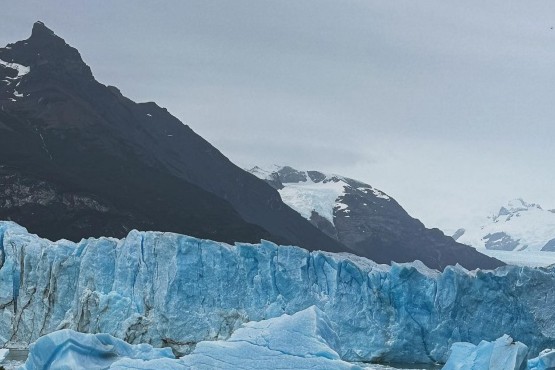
[0,58,30,78]
[278,176,347,223]
[358,187,390,200]
[458,199,555,254]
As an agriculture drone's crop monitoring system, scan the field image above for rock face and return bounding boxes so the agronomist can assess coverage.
[248,166,503,270]
[0,22,346,254]
[455,199,555,252]
[0,222,553,364]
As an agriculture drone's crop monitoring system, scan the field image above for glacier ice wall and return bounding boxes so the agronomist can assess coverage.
[1,221,555,363]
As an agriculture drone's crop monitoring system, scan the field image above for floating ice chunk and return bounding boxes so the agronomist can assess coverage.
[179,306,362,369]
[22,308,361,370]
[443,335,528,370]
[528,348,555,370]
[0,348,8,362]
[22,329,175,370]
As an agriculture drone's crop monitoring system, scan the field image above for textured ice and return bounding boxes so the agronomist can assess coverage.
[528,348,555,370]
[22,329,174,370]
[443,335,555,370]
[179,306,362,369]
[1,221,555,364]
[22,308,361,370]
[0,348,8,362]
[443,335,528,370]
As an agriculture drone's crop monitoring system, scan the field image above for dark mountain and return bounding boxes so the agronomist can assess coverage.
[0,22,346,253]
[249,166,504,270]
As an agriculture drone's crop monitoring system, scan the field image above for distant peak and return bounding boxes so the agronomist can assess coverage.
[0,21,95,81]
[493,198,542,221]
[505,198,541,211]
[31,21,56,38]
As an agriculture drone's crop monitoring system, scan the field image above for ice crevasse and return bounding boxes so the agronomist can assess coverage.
[1,221,555,363]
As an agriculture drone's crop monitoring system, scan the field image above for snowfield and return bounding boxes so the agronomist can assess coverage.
[249,165,390,224]
[278,177,348,223]
[455,199,555,266]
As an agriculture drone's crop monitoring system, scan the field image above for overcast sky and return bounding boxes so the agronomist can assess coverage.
[2,1,555,233]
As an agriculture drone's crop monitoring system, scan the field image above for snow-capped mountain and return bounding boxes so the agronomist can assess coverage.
[455,199,555,252]
[248,165,503,270]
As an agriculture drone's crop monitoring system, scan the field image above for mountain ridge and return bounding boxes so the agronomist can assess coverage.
[0,22,347,254]
[248,165,504,270]
[455,198,555,253]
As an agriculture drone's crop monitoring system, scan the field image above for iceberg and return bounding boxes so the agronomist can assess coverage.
[442,335,528,370]
[1,221,555,363]
[0,348,8,363]
[22,329,175,370]
[528,349,555,370]
[442,335,555,370]
[179,306,361,369]
[22,307,361,370]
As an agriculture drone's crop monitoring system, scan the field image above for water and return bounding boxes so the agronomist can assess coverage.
[359,362,443,370]
[1,349,28,370]
[4,349,28,362]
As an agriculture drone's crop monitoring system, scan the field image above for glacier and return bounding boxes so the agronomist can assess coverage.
[21,307,362,369]
[1,220,555,364]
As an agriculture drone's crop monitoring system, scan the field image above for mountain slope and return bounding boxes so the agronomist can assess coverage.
[0,22,346,253]
[249,166,504,270]
[455,199,555,252]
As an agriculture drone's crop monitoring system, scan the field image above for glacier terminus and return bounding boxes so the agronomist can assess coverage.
[1,221,555,368]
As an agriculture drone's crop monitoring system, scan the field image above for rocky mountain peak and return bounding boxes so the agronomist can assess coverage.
[30,21,57,39]
[493,198,542,221]
[0,21,93,82]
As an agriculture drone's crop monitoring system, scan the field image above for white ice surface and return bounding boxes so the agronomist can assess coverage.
[278,176,347,223]
[457,199,555,256]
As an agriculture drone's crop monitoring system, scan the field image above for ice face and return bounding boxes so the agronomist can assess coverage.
[1,221,555,363]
